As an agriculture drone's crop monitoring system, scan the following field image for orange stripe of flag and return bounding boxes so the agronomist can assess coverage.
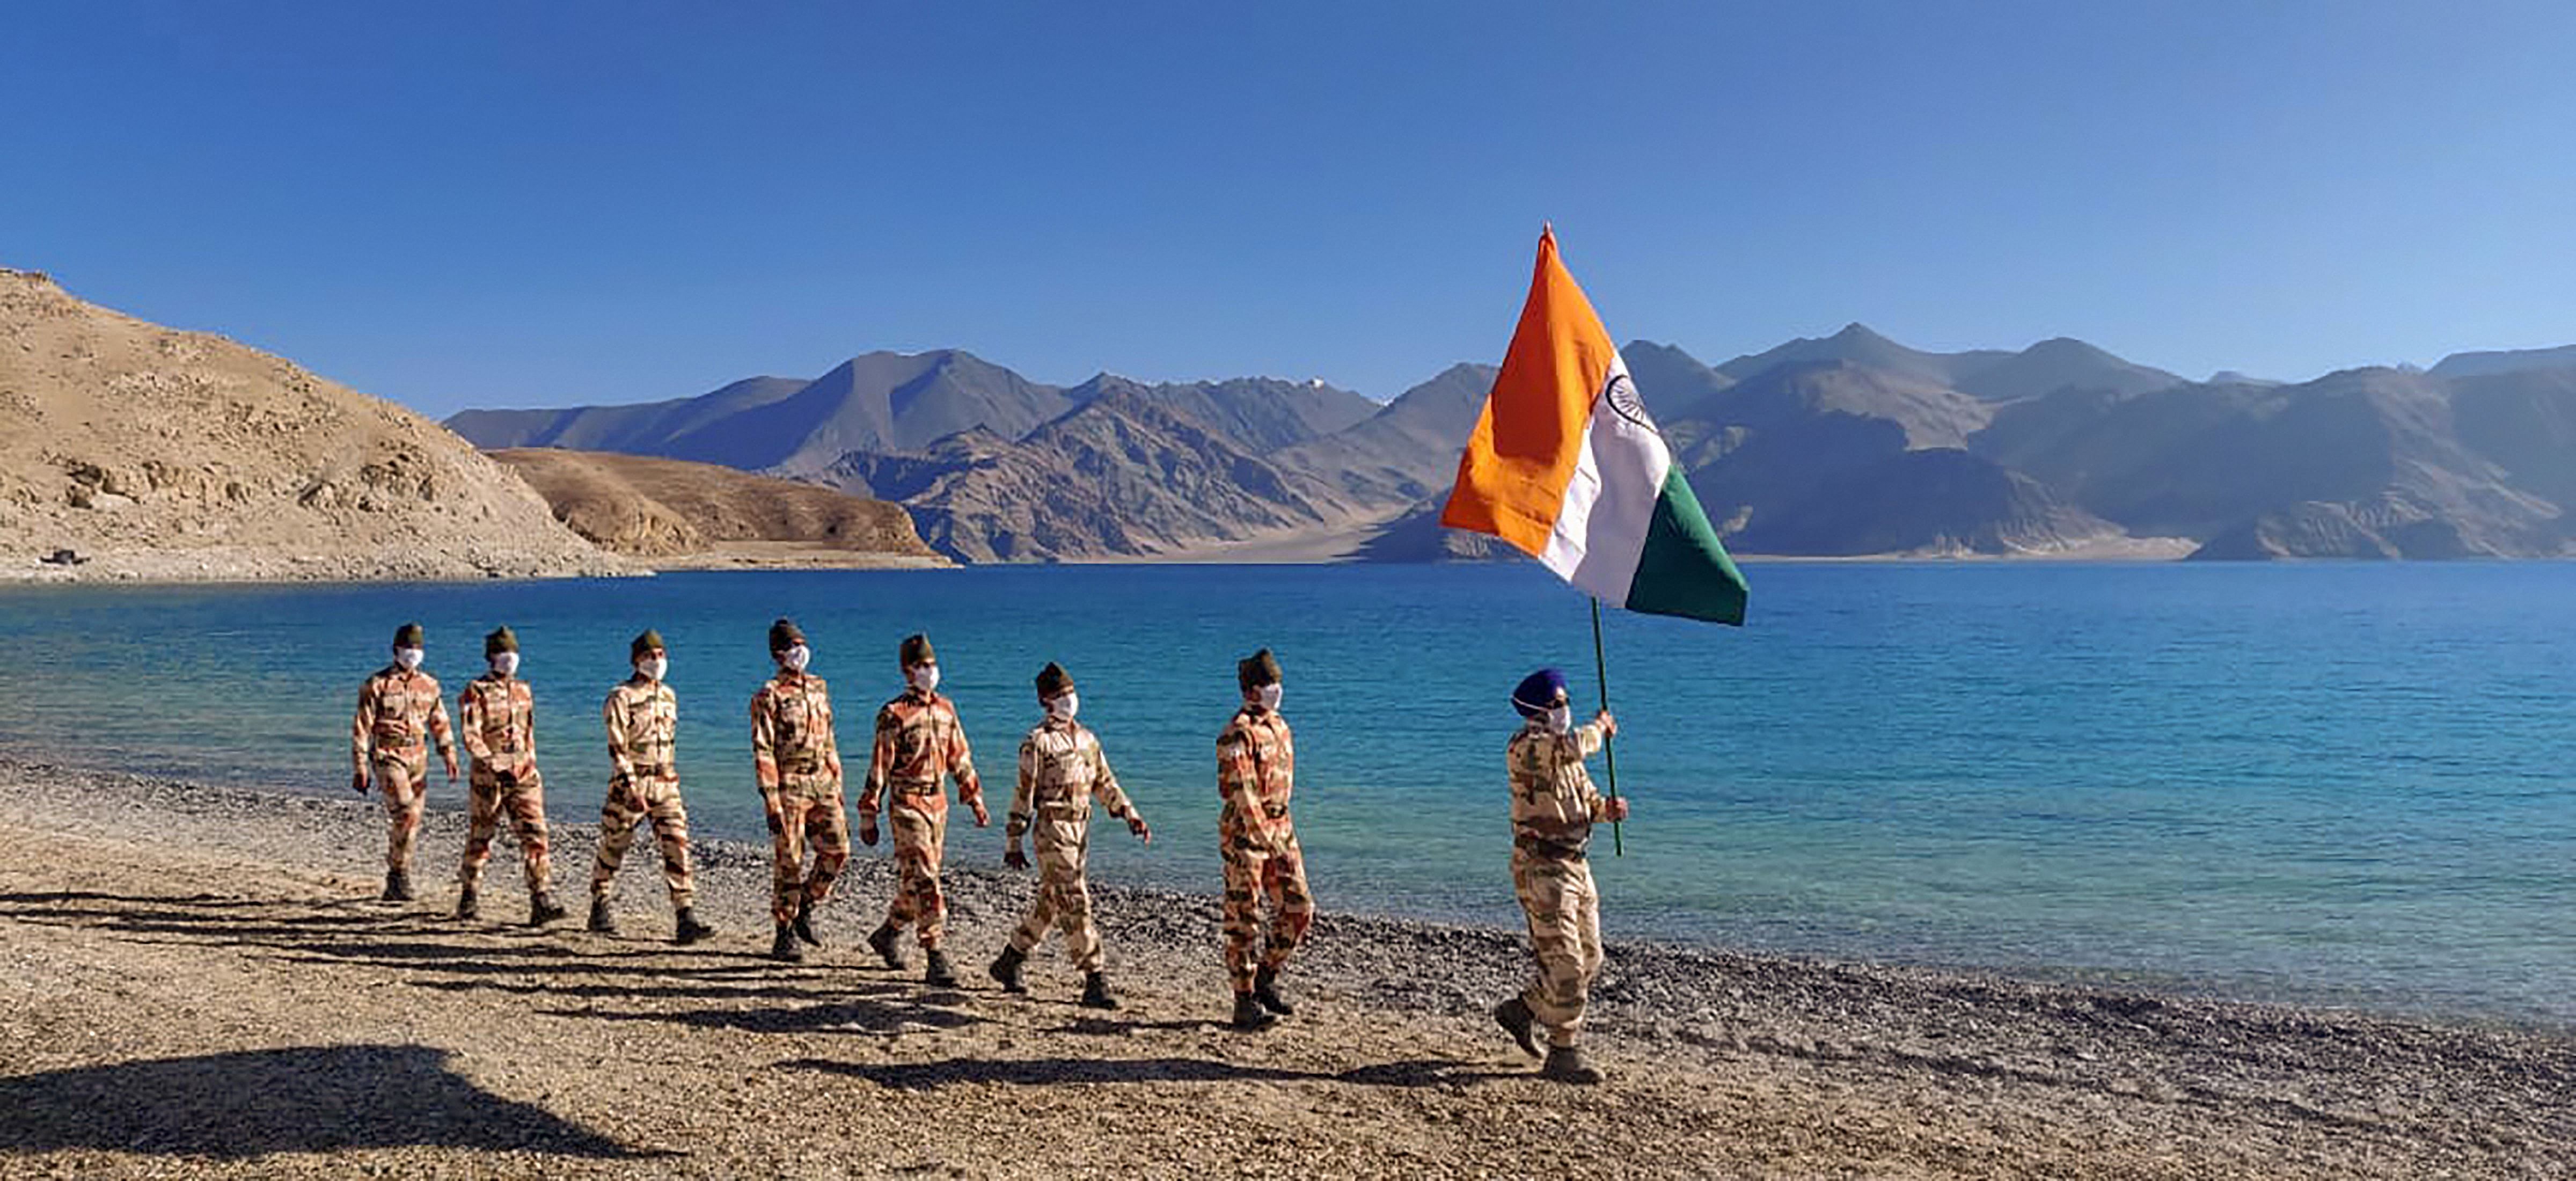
[1439,228,1620,556]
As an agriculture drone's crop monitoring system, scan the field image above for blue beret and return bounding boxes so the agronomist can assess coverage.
[1512,668,1568,718]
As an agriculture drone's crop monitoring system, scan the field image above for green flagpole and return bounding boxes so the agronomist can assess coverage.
[1590,597,1623,857]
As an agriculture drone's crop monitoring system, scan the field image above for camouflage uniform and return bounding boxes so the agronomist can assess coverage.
[751,669,847,925]
[457,671,551,898]
[594,674,696,909]
[1509,717,1614,1048]
[1217,702,1312,994]
[352,665,456,872]
[861,687,980,950]
[1005,717,1139,972]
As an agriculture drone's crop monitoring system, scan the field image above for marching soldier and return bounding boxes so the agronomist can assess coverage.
[455,625,566,925]
[1216,647,1312,1031]
[1490,667,1627,1085]
[350,621,458,902]
[989,662,1151,1009]
[750,617,850,964]
[589,630,716,945]
[858,632,987,988]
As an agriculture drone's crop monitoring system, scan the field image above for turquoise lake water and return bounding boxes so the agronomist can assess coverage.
[2,562,2570,1024]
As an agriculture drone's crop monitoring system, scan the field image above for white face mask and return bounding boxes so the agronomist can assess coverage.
[1546,704,1574,733]
[782,644,810,674]
[908,664,940,694]
[1255,683,1283,712]
[1045,691,1078,721]
[490,652,520,678]
[638,656,667,682]
[395,647,424,672]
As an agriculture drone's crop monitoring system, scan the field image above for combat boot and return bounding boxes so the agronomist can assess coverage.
[923,948,960,988]
[1492,996,1541,1058]
[587,897,618,935]
[791,898,823,947]
[1230,992,1278,1032]
[865,923,908,969]
[385,867,416,902]
[672,908,715,945]
[1080,971,1119,1011]
[1253,966,1295,1016]
[987,946,1028,994]
[1539,1045,1605,1085]
[528,893,568,927]
[453,886,479,920]
[770,921,806,963]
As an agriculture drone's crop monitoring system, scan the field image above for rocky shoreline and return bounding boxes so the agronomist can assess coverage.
[1,756,2567,1177]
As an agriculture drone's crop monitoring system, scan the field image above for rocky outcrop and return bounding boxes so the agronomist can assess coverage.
[0,268,625,582]
[487,448,940,564]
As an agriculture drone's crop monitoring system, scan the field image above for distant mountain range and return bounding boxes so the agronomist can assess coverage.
[447,325,2576,563]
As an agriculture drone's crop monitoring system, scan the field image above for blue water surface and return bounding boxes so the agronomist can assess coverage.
[2,562,2570,1024]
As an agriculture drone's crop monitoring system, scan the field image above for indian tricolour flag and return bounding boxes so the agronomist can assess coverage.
[1440,228,1749,625]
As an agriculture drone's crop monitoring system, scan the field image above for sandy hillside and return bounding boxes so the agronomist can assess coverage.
[0,268,626,582]
[488,448,948,569]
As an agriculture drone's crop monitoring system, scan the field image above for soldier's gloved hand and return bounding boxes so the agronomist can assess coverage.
[765,810,782,836]
[442,753,461,782]
[1126,815,1152,844]
[1603,797,1631,822]
[857,815,879,847]
[1004,846,1029,871]
[969,800,991,828]
[350,771,370,796]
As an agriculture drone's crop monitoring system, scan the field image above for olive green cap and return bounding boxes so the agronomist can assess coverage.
[900,633,935,666]
[1237,647,1282,692]
[484,626,518,656]
[1035,661,1073,697]
[392,622,425,648]
[768,618,805,653]
[631,629,665,660]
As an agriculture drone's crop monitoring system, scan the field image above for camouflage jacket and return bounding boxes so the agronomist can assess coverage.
[1216,706,1295,844]
[352,667,454,773]
[459,673,536,778]
[1009,718,1135,840]
[604,676,679,785]
[862,688,978,818]
[1508,719,1611,858]
[750,671,841,799]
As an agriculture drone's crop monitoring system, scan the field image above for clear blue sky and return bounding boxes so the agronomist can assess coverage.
[8,1,2573,417]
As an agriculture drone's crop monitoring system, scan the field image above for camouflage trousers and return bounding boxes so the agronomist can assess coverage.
[1007,816,1102,973]
[769,789,850,924]
[460,766,551,896]
[880,806,948,949]
[1513,850,1602,1048]
[592,774,694,908]
[1221,827,1313,993]
[372,753,431,871]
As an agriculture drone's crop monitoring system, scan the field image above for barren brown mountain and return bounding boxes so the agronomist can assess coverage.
[488,447,945,567]
[0,268,623,582]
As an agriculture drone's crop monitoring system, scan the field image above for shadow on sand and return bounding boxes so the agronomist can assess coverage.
[0,1044,664,1160]
[785,1054,1517,1090]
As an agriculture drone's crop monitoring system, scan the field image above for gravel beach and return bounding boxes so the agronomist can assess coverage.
[0,756,2566,1178]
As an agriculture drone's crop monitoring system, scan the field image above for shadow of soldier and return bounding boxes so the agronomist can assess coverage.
[781,1054,1519,1090]
[0,1044,666,1160]
[550,995,983,1036]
